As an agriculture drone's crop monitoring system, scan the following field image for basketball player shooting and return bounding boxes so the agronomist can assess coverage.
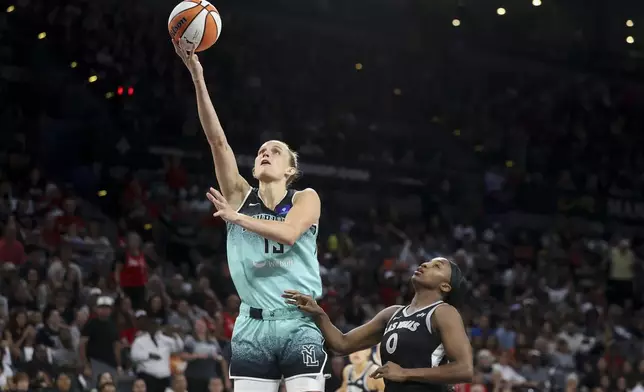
[175,44,326,392]
[284,257,473,392]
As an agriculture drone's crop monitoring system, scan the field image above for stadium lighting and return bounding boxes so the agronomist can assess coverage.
[506,160,514,168]
[88,75,98,83]
[37,32,46,39]
[393,88,402,96]
[6,5,15,12]
[627,20,635,27]
[105,92,114,99]
[532,0,542,6]
[97,190,107,197]
[355,63,363,71]
[452,18,461,27]
[70,61,78,68]
[627,36,635,44]
[453,129,461,136]
[497,7,506,15]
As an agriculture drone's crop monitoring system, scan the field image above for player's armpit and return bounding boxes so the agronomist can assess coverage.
[319,305,400,355]
[403,305,473,384]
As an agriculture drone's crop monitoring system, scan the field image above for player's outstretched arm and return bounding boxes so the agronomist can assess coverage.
[208,188,320,246]
[282,290,401,355]
[175,43,249,207]
[373,305,473,384]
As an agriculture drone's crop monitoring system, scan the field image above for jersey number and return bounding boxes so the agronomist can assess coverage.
[385,333,398,354]
[264,239,284,254]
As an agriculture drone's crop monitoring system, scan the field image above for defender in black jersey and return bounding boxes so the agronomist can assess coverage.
[283,257,473,392]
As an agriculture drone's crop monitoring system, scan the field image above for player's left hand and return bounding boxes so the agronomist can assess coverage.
[207,188,238,222]
[370,361,408,382]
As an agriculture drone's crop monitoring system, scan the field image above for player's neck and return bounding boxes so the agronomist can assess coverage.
[409,290,443,311]
[258,182,288,210]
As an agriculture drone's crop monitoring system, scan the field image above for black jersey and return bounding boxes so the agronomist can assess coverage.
[380,301,449,392]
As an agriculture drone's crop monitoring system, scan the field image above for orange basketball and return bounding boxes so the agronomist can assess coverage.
[168,0,222,52]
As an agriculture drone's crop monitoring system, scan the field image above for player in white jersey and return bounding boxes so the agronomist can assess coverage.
[175,45,325,392]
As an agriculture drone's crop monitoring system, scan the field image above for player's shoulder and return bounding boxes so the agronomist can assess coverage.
[376,305,405,323]
[433,302,458,318]
[293,187,319,202]
[429,303,462,332]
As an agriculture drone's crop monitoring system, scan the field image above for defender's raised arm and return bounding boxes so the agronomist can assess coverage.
[175,43,249,208]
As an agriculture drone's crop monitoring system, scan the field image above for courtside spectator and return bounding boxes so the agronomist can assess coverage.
[80,296,122,385]
[131,311,184,392]
[182,318,231,392]
[35,308,62,349]
[165,374,188,392]
[608,238,636,306]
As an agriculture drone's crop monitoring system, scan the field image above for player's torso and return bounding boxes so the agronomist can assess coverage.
[347,363,379,392]
[380,301,449,392]
[226,188,322,309]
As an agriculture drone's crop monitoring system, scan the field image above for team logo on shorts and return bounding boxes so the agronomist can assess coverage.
[301,345,319,367]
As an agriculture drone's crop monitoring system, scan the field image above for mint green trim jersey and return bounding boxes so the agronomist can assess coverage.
[226,188,322,309]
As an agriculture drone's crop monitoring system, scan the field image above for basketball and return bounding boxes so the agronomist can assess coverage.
[168,0,222,52]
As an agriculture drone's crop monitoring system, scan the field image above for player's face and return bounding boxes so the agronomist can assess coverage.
[253,141,295,184]
[348,348,372,365]
[411,257,452,293]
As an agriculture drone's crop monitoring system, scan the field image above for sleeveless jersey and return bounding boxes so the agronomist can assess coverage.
[226,188,322,309]
[347,362,380,392]
[380,301,449,392]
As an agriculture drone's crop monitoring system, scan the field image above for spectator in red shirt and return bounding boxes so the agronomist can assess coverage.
[0,223,26,265]
[164,156,188,191]
[39,215,61,252]
[56,198,85,235]
[222,294,240,340]
[115,232,148,310]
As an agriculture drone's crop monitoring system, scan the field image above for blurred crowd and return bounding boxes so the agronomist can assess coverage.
[1,0,644,391]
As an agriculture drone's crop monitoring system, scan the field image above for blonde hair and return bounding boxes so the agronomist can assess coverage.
[285,146,301,186]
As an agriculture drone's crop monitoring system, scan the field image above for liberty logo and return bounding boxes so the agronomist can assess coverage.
[301,345,319,367]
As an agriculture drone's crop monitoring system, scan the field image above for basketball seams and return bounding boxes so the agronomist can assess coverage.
[169,9,201,43]
[180,8,206,48]
[167,2,199,25]
[169,0,221,51]
[210,11,222,39]
[196,9,208,52]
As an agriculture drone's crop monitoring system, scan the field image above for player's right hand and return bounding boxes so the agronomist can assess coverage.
[282,290,324,316]
[173,41,204,81]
